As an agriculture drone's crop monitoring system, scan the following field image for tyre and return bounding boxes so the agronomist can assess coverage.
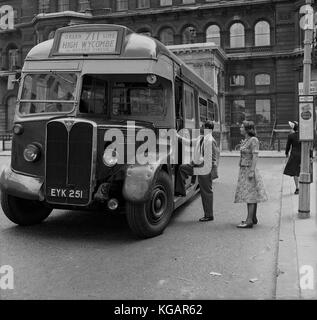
[126,171,173,238]
[1,191,52,226]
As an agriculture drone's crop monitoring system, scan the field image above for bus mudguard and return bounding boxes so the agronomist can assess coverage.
[122,153,170,203]
[0,165,44,201]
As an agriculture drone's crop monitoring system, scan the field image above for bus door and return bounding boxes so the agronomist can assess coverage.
[182,83,197,189]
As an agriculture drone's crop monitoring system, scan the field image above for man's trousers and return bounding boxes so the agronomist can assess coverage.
[175,164,214,218]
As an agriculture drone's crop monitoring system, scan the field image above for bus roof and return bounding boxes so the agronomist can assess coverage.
[25,24,215,96]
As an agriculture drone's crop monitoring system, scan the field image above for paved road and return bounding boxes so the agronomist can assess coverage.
[0,156,284,299]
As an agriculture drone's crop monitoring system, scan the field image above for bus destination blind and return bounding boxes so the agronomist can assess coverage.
[58,31,118,54]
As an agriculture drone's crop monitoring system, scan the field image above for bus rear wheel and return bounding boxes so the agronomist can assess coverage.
[1,191,52,226]
[126,171,173,238]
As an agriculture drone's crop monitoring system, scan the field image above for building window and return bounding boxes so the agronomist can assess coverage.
[182,26,197,44]
[230,75,245,87]
[232,100,246,124]
[230,23,245,48]
[8,49,19,71]
[38,0,50,13]
[137,0,150,8]
[159,28,174,45]
[256,99,271,124]
[183,0,195,3]
[255,21,270,46]
[255,74,270,86]
[160,0,172,6]
[57,0,69,12]
[117,0,128,11]
[206,25,220,46]
[6,96,17,131]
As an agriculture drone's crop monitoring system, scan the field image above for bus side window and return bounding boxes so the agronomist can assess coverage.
[183,83,195,130]
[207,99,218,122]
[175,79,183,130]
[199,97,207,122]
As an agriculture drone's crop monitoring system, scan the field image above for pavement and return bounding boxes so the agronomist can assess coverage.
[0,151,316,299]
[275,159,317,299]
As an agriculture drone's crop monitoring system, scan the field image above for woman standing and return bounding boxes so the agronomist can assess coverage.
[234,121,268,228]
[283,121,301,194]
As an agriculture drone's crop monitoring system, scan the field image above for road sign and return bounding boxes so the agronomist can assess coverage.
[299,95,314,141]
[298,81,317,95]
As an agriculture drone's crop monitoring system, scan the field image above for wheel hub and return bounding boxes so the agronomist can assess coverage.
[150,187,167,220]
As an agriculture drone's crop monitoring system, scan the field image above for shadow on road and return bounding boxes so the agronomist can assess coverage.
[2,210,137,243]
[1,194,199,244]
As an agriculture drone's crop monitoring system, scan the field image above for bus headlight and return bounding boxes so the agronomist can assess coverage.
[23,144,41,162]
[103,148,118,167]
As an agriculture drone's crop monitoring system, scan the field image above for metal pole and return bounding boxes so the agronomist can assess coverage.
[299,0,313,219]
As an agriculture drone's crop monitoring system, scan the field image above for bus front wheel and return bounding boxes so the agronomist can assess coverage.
[126,171,173,238]
[1,191,52,226]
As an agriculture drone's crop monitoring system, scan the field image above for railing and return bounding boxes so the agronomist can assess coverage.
[226,45,273,55]
[0,134,12,151]
[270,119,277,149]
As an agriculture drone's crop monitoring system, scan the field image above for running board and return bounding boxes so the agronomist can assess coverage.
[173,184,199,210]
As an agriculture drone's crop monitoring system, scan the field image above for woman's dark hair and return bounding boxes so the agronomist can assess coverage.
[293,122,298,132]
[242,120,256,137]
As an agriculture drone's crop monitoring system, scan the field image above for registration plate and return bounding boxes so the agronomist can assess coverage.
[48,187,88,199]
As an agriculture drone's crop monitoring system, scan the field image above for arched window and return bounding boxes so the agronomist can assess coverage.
[6,96,16,131]
[255,21,270,46]
[159,28,174,45]
[255,74,270,86]
[230,23,245,48]
[206,25,220,46]
[182,26,197,44]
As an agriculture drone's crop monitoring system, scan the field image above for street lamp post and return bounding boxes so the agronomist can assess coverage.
[299,0,314,219]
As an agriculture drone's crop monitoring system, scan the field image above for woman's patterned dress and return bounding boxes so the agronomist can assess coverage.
[234,137,268,203]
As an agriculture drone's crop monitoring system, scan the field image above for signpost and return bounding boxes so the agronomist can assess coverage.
[298,0,314,219]
[298,81,317,95]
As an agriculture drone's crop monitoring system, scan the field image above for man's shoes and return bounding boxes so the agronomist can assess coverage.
[294,188,299,195]
[199,216,214,222]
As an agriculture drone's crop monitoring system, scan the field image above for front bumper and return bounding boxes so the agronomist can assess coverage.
[0,165,44,201]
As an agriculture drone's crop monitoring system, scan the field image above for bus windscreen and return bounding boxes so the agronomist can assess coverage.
[19,72,77,115]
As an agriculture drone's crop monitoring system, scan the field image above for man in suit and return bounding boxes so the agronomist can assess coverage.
[175,120,219,222]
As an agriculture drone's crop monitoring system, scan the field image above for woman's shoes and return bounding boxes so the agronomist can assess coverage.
[294,188,299,195]
[242,217,258,225]
[237,222,253,228]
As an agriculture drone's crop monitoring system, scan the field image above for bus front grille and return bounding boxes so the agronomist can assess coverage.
[45,120,94,205]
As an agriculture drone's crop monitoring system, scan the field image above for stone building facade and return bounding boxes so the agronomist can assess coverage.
[0,0,311,149]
